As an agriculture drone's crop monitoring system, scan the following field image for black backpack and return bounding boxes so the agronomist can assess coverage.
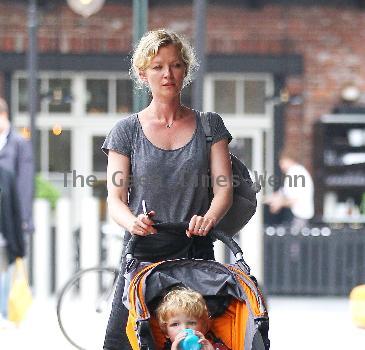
[200,112,261,237]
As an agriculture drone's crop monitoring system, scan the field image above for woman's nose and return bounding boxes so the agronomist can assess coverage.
[163,66,172,77]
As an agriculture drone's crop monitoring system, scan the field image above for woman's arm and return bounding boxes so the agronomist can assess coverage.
[188,139,233,236]
[106,150,156,235]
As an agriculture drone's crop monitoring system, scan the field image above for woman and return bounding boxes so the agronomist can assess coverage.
[102,29,233,350]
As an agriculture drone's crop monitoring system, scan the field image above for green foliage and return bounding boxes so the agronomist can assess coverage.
[35,174,61,209]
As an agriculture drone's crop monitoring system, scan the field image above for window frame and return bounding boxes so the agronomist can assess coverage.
[204,72,274,128]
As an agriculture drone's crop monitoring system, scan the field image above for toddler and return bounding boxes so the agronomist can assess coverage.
[156,288,230,350]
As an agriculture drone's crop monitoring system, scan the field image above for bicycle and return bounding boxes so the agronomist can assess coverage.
[56,223,121,350]
[57,200,150,349]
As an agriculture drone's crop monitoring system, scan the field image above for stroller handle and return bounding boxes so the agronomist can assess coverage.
[124,221,246,264]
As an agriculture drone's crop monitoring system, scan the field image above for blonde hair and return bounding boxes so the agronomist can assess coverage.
[156,288,210,334]
[130,29,199,89]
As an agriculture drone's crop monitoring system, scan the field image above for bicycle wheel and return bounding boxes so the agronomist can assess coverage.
[57,267,119,350]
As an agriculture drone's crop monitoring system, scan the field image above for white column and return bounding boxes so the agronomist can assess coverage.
[55,197,73,292]
[213,240,225,264]
[79,196,100,300]
[33,199,51,298]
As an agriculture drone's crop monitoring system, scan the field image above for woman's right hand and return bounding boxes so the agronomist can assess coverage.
[127,211,157,236]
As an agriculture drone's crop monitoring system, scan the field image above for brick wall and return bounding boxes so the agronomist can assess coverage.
[1,2,365,170]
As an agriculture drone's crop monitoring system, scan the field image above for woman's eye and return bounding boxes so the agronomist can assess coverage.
[170,322,179,327]
[188,321,197,325]
[153,66,162,70]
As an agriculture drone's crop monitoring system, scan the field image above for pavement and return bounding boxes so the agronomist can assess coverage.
[0,296,364,350]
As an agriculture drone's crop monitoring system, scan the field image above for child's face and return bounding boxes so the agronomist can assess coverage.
[165,311,206,342]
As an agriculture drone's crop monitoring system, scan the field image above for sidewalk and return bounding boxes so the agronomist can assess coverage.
[268,297,365,350]
[0,296,364,349]
[0,298,74,350]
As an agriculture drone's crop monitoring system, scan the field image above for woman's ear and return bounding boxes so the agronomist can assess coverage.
[139,69,148,83]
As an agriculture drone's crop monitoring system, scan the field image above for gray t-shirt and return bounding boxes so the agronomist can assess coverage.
[102,110,231,260]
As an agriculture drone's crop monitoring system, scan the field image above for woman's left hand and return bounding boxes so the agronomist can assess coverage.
[186,215,216,238]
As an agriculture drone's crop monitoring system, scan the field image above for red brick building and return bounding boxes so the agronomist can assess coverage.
[1,0,364,221]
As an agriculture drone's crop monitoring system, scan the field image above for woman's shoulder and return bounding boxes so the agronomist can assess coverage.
[108,114,140,140]
[197,110,225,127]
[102,114,139,155]
[113,113,139,130]
[206,111,223,123]
[199,111,232,144]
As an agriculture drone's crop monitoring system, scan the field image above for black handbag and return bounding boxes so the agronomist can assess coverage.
[200,112,261,237]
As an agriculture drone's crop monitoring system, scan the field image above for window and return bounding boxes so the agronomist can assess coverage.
[214,80,236,114]
[15,73,134,115]
[48,129,72,172]
[48,79,72,113]
[86,79,109,113]
[18,78,41,113]
[244,80,266,114]
[92,136,107,173]
[17,77,72,114]
[116,79,133,113]
[34,129,72,173]
[212,76,269,116]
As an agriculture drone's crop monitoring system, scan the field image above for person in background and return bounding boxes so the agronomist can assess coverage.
[0,166,25,327]
[0,97,34,326]
[264,148,314,233]
[0,97,34,234]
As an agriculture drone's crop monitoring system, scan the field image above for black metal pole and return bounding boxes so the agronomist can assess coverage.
[27,0,38,162]
[133,0,149,113]
[192,0,206,111]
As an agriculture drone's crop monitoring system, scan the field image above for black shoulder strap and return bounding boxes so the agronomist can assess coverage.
[200,112,213,174]
[200,111,213,145]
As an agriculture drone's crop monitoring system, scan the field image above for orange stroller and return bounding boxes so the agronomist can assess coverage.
[122,222,270,350]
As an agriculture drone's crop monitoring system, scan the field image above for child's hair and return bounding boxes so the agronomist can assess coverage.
[156,287,210,334]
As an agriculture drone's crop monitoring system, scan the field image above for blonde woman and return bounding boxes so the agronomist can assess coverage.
[102,29,233,349]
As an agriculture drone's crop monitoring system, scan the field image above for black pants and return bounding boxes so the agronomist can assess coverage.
[103,240,214,350]
[103,263,132,350]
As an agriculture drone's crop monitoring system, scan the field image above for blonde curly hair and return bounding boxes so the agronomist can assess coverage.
[130,29,199,89]
[156,288,210,334]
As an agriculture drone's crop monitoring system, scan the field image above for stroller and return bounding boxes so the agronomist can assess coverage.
[123,222,270,350]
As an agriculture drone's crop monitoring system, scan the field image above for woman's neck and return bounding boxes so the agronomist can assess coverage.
[147,99,185,124]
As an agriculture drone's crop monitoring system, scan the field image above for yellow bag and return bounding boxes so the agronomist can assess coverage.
[350,285,365,328]
[8,258,33,324]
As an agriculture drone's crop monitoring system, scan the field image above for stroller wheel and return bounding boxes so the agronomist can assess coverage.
[56,267,118,350]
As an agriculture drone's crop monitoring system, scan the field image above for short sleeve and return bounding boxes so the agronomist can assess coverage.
[101,116,135,157]
[209,112,232,145]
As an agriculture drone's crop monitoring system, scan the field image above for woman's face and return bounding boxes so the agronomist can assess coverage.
[140,44,186,99]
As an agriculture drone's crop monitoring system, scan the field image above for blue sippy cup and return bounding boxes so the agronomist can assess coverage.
[179,329,202,350]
